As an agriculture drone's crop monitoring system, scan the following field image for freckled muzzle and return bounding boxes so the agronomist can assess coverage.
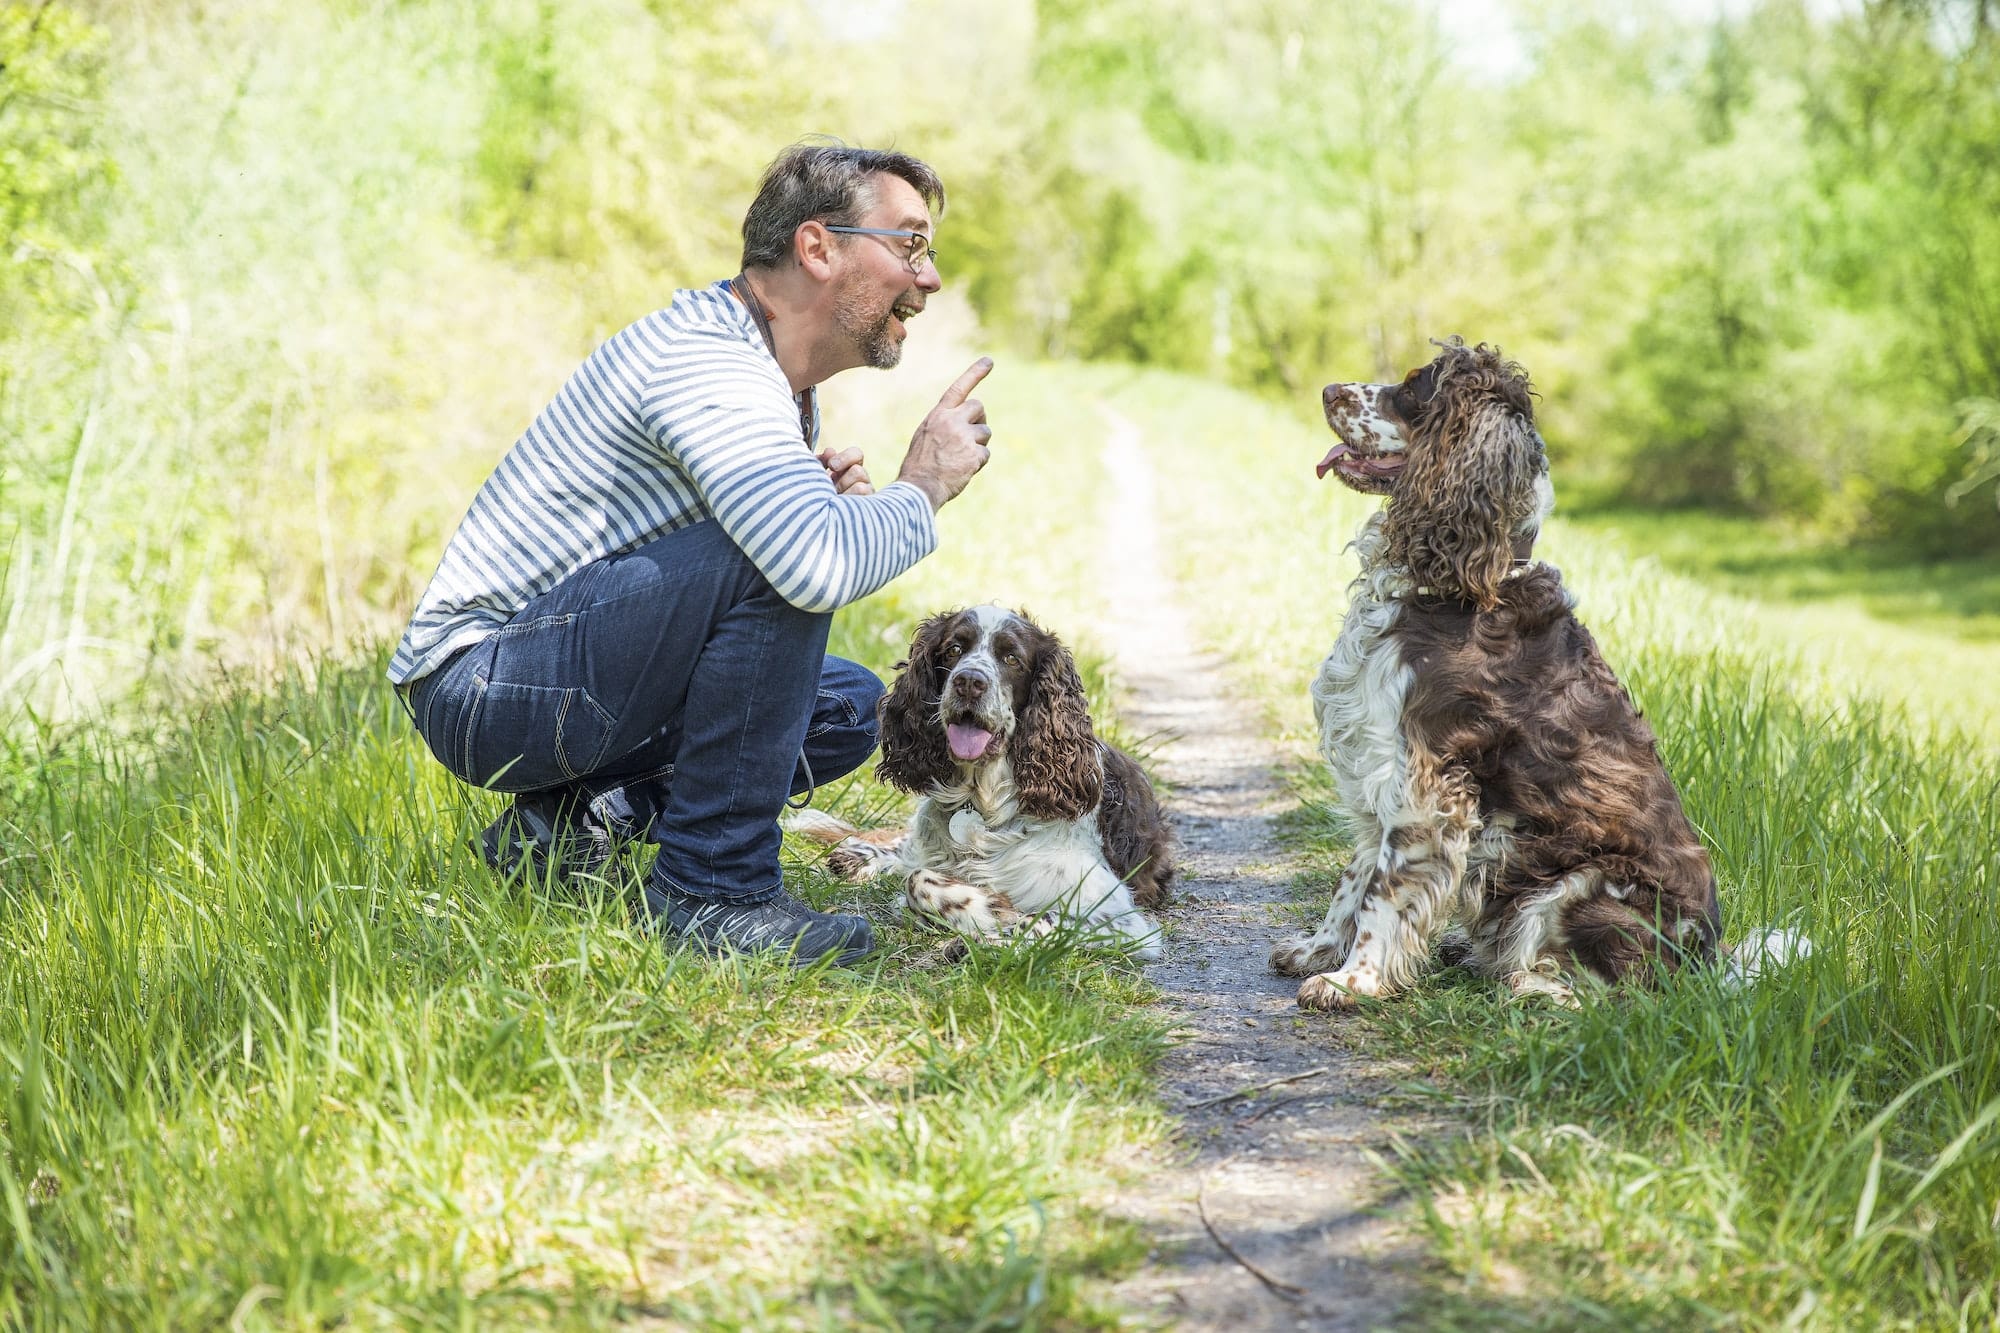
[1317,381,1410,492]
[939,665,1008,762]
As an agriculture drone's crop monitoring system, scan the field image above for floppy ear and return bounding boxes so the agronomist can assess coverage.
[876,613,957,794]
[1010,640,1104,820]
[1386,342,1545,608]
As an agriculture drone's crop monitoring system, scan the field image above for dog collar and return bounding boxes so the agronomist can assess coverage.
[1412,560,1536,601]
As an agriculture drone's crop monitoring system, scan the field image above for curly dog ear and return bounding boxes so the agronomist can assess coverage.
[876,612,959,794]
[1386,338,1547,608]
[1010,636,1104,821]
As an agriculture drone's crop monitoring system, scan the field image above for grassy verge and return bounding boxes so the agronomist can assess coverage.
[1098,367,2000,1328]
[0,369,1168,1327]
[12,351,1999,1327]
[0,655,1164,1328]
[1564,506,2000,644]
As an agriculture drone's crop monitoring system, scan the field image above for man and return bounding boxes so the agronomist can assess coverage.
[391,142,992,966]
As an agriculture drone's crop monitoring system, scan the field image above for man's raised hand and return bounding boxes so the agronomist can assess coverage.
[896,357,994,511]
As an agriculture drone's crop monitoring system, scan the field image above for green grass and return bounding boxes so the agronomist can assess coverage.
[1568,504,2000,652]
[1564,507,2000,644]
[1096,367,2000,1329]
[0,657,1167,1329]
[8,3,1998,1324]
[0,365,1171,1328]
[8,355,2000,1328]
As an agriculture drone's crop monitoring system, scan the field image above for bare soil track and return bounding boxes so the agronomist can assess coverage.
[1096,408,1432,1331]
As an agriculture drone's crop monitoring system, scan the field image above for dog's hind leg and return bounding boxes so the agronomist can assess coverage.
[783,810,907,882]
[1068,865,1163,962]
[1478,869,1602,1004]
[1505,959,1578,1007]
[826,832,905,882]
[782,808,857,844]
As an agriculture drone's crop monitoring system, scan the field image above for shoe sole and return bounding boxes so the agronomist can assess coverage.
[660,925,873,969]
[678,937,874,968]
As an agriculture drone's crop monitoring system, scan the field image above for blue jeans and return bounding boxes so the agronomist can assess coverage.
[406,519,883,904]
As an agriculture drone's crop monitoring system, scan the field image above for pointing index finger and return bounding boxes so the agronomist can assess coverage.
[937,357,994,409]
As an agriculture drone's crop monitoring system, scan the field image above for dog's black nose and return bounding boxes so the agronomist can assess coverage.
[950,673,988,702]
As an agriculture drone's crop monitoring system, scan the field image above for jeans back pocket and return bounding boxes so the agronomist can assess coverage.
[468,679,619,789]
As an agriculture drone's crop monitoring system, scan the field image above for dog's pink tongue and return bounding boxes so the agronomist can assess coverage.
[1316,443,1350,479]
[945,723,993,762]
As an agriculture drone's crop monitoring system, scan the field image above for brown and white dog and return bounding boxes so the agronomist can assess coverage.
[790,606,1172,959]
[1273,337,1799,1008]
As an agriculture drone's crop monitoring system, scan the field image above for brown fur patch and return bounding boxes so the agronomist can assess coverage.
[1391,560,1721,982]
[1096,743,1174,907]
[1010,640,1103,820]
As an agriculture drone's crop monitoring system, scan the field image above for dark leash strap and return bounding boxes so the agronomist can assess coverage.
[730,273,818,446]
[787,751,815,812]
[730,273,823,810]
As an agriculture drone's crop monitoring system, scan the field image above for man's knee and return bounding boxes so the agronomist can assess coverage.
[801,657,886,787]
[822,655,886,720]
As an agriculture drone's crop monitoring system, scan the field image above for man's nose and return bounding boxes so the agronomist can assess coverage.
[916,260,942,294]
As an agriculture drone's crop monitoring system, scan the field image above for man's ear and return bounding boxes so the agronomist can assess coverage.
[794,221,836,280]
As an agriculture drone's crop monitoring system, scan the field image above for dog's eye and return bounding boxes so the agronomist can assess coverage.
[1002,652,1021,668]
[944,642,964,659]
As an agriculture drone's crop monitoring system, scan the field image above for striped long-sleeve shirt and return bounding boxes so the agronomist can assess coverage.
[388,279,938,685]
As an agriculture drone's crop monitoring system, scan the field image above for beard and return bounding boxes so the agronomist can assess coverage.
[833,276,910,370]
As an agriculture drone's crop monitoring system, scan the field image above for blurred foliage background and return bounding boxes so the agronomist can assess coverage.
[3,0,1997,724]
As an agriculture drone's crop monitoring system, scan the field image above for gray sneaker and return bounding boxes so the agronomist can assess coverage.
[649,885,874,966]
[477,791,617,882]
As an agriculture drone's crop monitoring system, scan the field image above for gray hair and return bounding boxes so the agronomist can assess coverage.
[740,140,946,271]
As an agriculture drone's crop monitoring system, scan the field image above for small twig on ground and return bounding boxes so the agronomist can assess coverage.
[1185,1066,1328,1111]
[1232,1091,1324,1129]
[1198,1158,1305,1302]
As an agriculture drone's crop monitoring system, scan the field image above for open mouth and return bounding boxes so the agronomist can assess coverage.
[1316,436,1407,488]
[891,300,923,337]
[944,716,997,762]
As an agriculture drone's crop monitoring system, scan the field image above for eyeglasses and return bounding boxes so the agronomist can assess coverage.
[823,225,938,274]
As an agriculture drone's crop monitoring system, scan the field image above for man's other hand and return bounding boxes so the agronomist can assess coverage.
[818,446,874,496]
[896,357,994,511]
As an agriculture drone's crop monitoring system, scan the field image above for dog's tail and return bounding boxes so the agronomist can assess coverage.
[1720,926,1813,989]
[781,807,860,845]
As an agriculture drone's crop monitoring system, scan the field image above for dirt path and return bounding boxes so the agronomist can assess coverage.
[1095,407,1425,1330]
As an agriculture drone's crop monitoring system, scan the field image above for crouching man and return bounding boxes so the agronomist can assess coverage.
[390,141,993,965]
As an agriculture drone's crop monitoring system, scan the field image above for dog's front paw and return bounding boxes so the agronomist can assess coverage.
[1297,970,1382,1011]
[1270,935,1344,977]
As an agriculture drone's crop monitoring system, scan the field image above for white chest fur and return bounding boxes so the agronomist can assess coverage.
[1310,519,1415,830]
